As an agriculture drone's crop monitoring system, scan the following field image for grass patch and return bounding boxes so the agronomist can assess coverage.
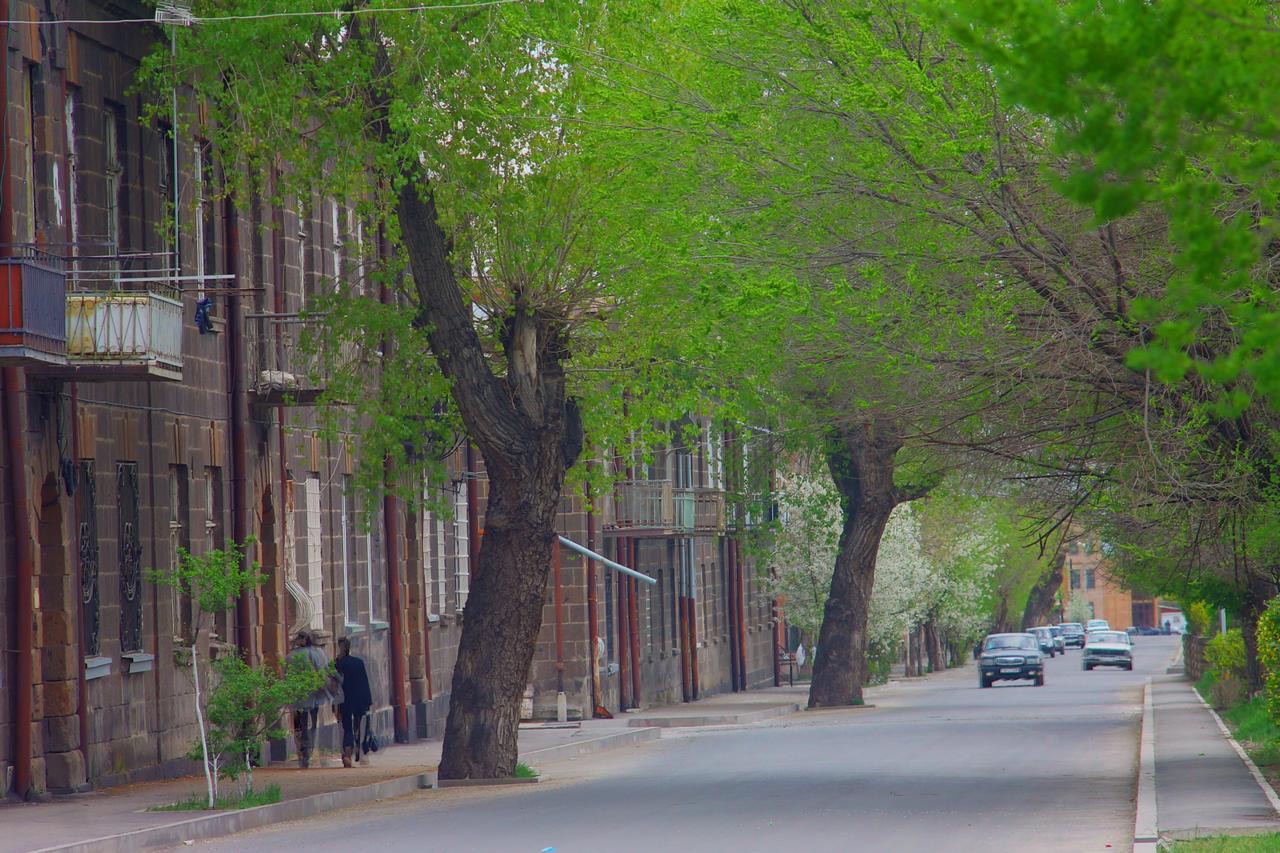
[1195,671,1216,701]
[1222,696,1280,744]
[150,783,283,812]
[1164,832,1280,851]
[514,763,538,779]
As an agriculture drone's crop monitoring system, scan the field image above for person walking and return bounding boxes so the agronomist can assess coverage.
[333,636,373,768]
[290,630,333,768]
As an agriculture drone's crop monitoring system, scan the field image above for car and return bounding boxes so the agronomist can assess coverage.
[978,633,1045,687]
[1031,626,1058,657]
[1083,630,1134,671]
[1086,618,1110,633]
[1049,625,1066,653]
[1138,626,1162,636]
[1125,626,1139,636]
[1059,622,1085,649]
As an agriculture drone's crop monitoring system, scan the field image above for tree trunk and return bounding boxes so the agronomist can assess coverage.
[397,178,583,778]
[1020,551,1066,630]
[808,422,905,708]
[924,620,941,673]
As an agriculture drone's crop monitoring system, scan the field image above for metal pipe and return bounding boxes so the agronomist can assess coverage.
[224,193,253,659]
[584,480,599,715]
[70,382,89,778]
[269,171,288,662]
[553,537,565,694]
[628,540,642,707]
[736,538,748,689]
[556,535,656,585]
[465,442,479,580]
[615,538,630,710]
[5,367,34,798]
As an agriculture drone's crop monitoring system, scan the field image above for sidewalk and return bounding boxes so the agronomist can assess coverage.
[1153,673,1280,842]
[0,684,808,853]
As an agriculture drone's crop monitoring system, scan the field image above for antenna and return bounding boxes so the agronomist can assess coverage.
[154,1,194,26]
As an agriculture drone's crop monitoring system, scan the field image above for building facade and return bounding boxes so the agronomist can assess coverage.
[1060,534,1161,630]
[0,0,781,799]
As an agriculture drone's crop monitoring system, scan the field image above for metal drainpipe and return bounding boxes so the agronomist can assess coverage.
[69,383,89,777]
[224,193,253,660]
[627,539,642,707]
[270,174,288,661]
[552,537,566,721]
[737,538,748,689]
[585,479,599,715]
[5,367,35,799]
[615,537,629,710]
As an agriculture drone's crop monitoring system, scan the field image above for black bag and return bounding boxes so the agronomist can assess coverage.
[362,716,378,753]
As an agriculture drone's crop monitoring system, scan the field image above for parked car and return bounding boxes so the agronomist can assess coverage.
[1138,626,1162,636]
[1049,625,1066,653]
[1086,618,1110,633]
[1031,626,1058,657]
[1059,622,1085,649]
[978,633,1045,687]
[1083,630,1134,671]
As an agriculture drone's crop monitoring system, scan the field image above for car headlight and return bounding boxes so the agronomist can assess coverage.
[1026,655,1042,665]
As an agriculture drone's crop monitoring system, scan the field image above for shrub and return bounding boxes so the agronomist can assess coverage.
[1188,601,1213,637]
[1205,629,1246,681]
[1256,597,1280,725]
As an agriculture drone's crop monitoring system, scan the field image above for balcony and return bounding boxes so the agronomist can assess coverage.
[693,488,726,533]
[245,313,328,405]
[672,487,695,532]
[61,252,184,381]
[0,247,68,365]
[606,480,674,534]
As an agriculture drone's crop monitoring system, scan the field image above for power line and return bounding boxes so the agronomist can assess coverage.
[0,0,521,27]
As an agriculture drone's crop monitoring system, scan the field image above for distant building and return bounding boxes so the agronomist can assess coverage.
[1060,534,1161,629]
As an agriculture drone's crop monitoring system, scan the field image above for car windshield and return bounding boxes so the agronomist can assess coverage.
[1061,623,1083,632]
[985,635,1037,651]
[1088,631,1129,645]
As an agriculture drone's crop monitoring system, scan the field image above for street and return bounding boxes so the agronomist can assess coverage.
[178,637,1177,853]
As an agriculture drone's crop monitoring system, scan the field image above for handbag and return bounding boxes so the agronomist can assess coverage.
[362,716,378,753]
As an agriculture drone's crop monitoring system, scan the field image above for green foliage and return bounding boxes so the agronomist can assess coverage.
[1164,832,1280,853]
[193,653,326,783]
[148,538,264,644]
[1256,597,1280,727]
[513,763,538,779]
[150,784,283,812]
[1065,597,1091,625]
[1205,629,1246,683]
[1188,602,1213,637]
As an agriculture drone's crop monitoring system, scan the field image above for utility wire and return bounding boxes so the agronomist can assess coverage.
[0,0,520,27]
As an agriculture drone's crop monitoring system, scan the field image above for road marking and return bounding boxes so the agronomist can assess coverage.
[1193,688,1280,816]
[1133,677,1158,853]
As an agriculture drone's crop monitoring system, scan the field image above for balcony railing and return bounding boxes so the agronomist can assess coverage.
[608,480,675,532]
[693,488,726,533]
[63,250,185,381]
[245,313,328,405]
[0,246,67,365]
[672,487,695,532]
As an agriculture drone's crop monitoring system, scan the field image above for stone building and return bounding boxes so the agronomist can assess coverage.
[0,0,781,799]
[1060,533,1161,630]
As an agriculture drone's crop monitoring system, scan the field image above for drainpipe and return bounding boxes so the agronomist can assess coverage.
[5,367,34,799]
[628,539,642,707]
[615,538,630,710]
[772,594,783,688]
[270,176,288,661]
[69,383,88,777]
[585,480,599,715]
[378,259,408,741]
[223,193,253,660]
[735,538,748,689]
[678,556,690,703]
[553,537,566,722]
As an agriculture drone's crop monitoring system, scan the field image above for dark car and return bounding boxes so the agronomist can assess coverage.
[1031,626,1058,657]
[1059,622,1085,649]
[979,633,1045,688]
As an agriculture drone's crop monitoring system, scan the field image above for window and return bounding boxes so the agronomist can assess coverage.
[78,461,100,656]
[341,475,355,625]
[25,66,42,237]
[366,498,384,624]
[422,479,447,619]
[453,481,470,612]
[169,465,191,640]
[118,462,143,653]
[1086,569,1096,590]
[105,105,125,250]
[65,90,79,250]
[1088,602,1096,618]
[303,476,324,630]
[1069,569,1080,589]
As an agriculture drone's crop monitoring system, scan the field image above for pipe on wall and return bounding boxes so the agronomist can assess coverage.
[615,537,630,710]
[5,367,35,799]
[627,540,642,707]
[553,537,565,695]
[585,482,599,715]
[223,193,253,660]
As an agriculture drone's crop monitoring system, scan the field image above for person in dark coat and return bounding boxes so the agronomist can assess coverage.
[334,636,373,767]
[290,630,333,768]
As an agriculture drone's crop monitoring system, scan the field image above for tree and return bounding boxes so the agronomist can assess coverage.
[149,539,264,807]
[1066,597,1091,625]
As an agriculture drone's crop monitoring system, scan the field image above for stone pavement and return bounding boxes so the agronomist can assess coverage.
[1153,672,1280,843]
[0,684,809,853]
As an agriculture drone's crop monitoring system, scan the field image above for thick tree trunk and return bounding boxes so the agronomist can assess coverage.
[808,422,904,708]
[1020,551,1066,630]
[924,620,942,673]
[396,178,583,778]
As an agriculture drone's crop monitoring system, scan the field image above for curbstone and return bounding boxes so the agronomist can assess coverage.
[1192,688,1280,818]
[1133,678,1158,853]
[520,726,661,762]
[624,703,801,728]
[438,776,539,788]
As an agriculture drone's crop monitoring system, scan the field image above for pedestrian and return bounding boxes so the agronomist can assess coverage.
[333,636,373,768]
[290,630,332,768]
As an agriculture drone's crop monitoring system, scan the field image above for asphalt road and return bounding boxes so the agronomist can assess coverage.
[181,636,1178,853]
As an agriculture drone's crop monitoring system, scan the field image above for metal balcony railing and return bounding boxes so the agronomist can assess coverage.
[244,313,329,405]
[672,487,696,532]
[693,488,726,533]
[0,246,67,365]
[608,480,675,531]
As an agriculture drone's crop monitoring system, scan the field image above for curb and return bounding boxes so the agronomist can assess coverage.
[1192,688,1280,817]
[520,726,661,761]
[1133,678,1158,853]
[30,772,438,853]
[438,776,539,788]
[624,704,801,729]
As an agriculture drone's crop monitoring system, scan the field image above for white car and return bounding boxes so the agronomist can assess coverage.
[1086,618,1110,632]
[1083,630,1133,671]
